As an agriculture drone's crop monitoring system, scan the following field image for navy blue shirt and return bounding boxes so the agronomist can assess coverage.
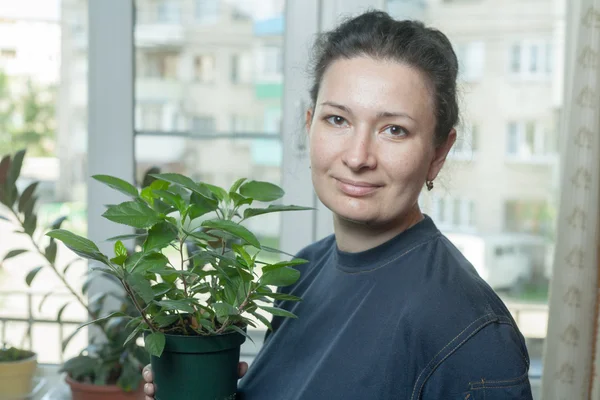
[238,216,533,399]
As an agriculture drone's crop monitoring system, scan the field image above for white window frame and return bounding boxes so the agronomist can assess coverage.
[449,122,478,160]
[455,41,485,82]
[431,196,476,232]
[505,120,555,164]
[508,39,553,81]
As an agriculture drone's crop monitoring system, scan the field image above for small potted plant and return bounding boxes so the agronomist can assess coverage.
[47,170,311,400]
[0,149,149,399]
[0,344,37,399]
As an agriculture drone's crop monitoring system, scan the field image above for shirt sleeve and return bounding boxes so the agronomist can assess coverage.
[420,320,533,400]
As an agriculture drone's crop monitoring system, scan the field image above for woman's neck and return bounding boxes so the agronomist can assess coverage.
[333,206,424,253]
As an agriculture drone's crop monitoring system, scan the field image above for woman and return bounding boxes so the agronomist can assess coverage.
[143,11,533,399]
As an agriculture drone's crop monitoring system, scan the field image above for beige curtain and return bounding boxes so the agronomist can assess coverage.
[541,1,600,399]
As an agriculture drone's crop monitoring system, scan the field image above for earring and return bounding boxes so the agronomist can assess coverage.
[426,180,434,191]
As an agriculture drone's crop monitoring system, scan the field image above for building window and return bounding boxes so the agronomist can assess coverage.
[230,115,255,133]
[432,196,476,230]
[455,41,485,81]
[196,0,220,23]
[191,116,216,135]
[504,200,552,236]
[194,55,215,83]
[450,123,478,159]
[262,46,283,76]
[230,53,252,84]
[505,121,554,161]
[509,40,552,79]
[139,104,163,130]
[157,0,181,23]
[139,52,179,79]
[0,48,16,59]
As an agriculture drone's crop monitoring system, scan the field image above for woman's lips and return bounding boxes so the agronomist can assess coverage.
[334,178,382,197]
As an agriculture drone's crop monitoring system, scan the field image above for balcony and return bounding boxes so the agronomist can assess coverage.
[134,24,184,48]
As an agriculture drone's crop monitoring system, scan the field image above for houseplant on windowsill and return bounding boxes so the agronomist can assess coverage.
[0,345,37,399]
[47,170,311,400]
[0,149,149,400]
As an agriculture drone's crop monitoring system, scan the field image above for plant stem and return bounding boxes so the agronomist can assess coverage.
[10,208,95,318]
[122,280,156,332]
[179,238,188,297]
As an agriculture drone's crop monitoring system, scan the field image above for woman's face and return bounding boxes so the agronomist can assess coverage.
[307,56,455,228]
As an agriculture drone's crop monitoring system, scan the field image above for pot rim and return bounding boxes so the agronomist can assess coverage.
[0,353,37,365]
[65,375,141,393]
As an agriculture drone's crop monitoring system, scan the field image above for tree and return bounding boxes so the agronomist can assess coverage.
[0,70,56,157]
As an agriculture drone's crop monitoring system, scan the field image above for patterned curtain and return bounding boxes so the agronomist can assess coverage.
[540,1,600,399]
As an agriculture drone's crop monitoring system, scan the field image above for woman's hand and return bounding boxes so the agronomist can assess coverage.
[142,362,249,400]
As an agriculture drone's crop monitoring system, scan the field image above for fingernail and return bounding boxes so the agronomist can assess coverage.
[143,370,150,379]
[144,383,151,392]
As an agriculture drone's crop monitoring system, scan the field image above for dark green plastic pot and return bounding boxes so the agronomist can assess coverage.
[147,331,246,400]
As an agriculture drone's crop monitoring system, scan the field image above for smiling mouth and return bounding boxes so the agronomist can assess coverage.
[334,178,382,197]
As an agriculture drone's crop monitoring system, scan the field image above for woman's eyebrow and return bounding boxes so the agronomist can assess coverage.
[321,101,415,122]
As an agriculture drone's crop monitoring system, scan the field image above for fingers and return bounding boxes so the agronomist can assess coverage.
[238,362,248,378]
[144,383,155,397]
[143,365,153,382]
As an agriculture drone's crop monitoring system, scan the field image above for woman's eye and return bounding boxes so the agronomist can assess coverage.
[383,125,407,137]
[325,115,348,127]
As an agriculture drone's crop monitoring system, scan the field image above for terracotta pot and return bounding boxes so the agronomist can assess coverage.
[66,376,145,400]
[0,353,37,399]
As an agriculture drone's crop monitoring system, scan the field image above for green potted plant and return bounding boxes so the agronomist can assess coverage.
[47,169,311,400]
[0,344,37,399]
[0,149,149,400]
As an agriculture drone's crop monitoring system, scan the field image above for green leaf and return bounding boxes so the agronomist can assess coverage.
[143,222,178,253]
[230,192,253,209]
[18,182,38,213]
[60,355,96,377]
[92,175,139,198]
[153,189,184,211]
[123,321,145,347]
[188,192,219,220]
[239,181,284,202]
[114,240,128,257]
[45,240,57,263]
[7,149,25,188]
[126,274,155,303]
[202,219,260,248]
[259,292,302,302]
[260,267,300,287]
[61,328,82,352]
[213,302,239,319]
[261,258,308,272]
[0,154,10,184]
[258,305,297,319]
[38,291,53,313]
[244,205,313,219]
[57,303,69,322]
[156,299,196,314]
[151,282,172,297]
[153,314,179,328]
[23,214,37,235]
[126,252,169,274]
[25,266,43,286]
[145,332,166,357]
[62,259,81,275]
[102,201,162,229]
[105,233,147,242]
[3,249,27,261]
[49,216,68,230]
[140,186,155,206]
[150,173,213,198]
[227,324,254,344]
[47,229,108,264]
[229,178,247,193]
[200,183,228,201]
[249,310,273,330]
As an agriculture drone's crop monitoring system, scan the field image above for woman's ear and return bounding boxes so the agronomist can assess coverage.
[427,128,457,181]
[305,108,314,134]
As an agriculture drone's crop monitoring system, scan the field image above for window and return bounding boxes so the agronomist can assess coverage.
[139,52,179,79]
[139,104,163,130]
[194,55,215,83]
[509,40,552,79]
[0,48,16,59]
[450,123,478,159]
[505,121,554,161]
[432,196,476,230]
[191,116,216,135]
[230,115,255,133]
[505,200,553,236]
[455,41,485,81]
[196,0,220,23]
[157,0,180,23]
[230,53,252,84]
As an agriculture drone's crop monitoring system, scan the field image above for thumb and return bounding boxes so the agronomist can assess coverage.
[238,362,248,379]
